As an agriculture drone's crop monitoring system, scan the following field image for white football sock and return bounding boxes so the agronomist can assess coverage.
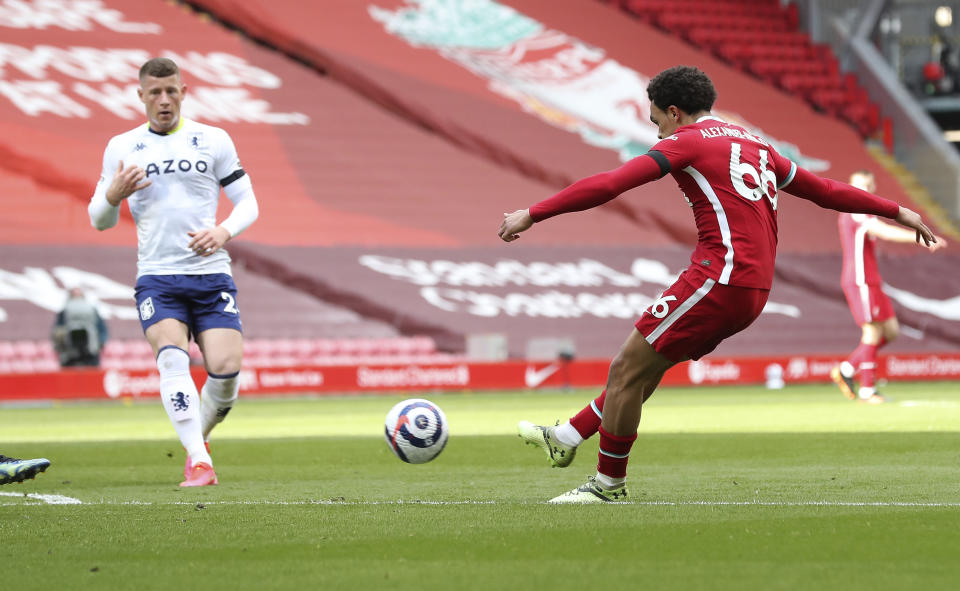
[157,346,211,467]
[201,371,240,440]
[840,361,856,378]
[595,472,626,490]
[553,421,583,447]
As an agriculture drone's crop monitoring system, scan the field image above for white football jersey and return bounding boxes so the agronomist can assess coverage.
[93,118,245,277]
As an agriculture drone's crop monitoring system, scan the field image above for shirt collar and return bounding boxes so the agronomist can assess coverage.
[146,117,186,136]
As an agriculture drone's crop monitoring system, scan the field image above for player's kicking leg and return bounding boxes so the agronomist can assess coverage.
[517,421,578,468]
[518,390,607,468]
[548,332,674,504]
[0,455,51,485]
[547,269,760,503]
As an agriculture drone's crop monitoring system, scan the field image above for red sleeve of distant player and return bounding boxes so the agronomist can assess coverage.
[782,165,900,218]
[528,153,666,222]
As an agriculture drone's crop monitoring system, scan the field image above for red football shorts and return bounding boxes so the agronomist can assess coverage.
[635,266,769,362]
[842,283,895,325]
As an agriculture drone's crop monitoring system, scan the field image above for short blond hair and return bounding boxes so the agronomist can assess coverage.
[849,170,876,192]
[139,57,179,81]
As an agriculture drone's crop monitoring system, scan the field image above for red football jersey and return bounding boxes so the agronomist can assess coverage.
[838,212,882,286]
[528,116,899,291]
[650,116,796,289]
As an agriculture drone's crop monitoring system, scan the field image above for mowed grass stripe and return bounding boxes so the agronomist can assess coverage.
[4,495,960,507]
[2,383,959,590]
[3,382,960,443]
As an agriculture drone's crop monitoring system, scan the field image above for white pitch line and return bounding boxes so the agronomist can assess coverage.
[898,400,960,408]
[3,497,960,507]
[0,491,82,505]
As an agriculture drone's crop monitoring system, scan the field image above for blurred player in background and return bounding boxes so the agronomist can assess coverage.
[88,58,259,487]
[0,455,50,485]
[499,66,937,503]
[830,170,946,404]
[52,286,109,367]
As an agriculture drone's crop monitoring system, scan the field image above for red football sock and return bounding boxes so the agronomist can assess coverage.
[856,340,879,390]
[859,361,877,390]
[847,342,878,373]
[569,390,605,439]
[596,425,637,479]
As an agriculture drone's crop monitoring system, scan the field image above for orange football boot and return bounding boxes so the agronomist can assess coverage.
[180,462,218,487]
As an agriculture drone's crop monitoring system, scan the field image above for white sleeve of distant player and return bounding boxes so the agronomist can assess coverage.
[88,141,121,231]
[220,175,259,238]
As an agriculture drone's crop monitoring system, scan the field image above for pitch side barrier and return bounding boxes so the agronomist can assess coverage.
[1,353,959,401]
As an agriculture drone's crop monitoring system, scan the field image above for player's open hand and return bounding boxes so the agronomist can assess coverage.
[929,236,948,252]
[106,160,151,206]
[895,206,938,247]
[188,226,231,257]
[499,209,534,242]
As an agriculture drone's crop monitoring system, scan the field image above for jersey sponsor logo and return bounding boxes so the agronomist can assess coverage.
[139,297,154,321]
[143,159,208,177]
[134,142,146,151]
[524,363,560,388]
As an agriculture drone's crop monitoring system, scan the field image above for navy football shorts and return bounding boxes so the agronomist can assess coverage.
[134,274,242,337]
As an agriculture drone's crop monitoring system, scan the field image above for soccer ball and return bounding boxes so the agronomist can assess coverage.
[384,398,449,464]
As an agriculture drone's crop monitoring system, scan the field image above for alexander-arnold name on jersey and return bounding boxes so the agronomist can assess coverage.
[142,158,209,178]
[699,125,768,145]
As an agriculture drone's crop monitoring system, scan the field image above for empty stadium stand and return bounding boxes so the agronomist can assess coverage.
[0,336,456,374]
[612,0,882,136]
[0,0,956,372]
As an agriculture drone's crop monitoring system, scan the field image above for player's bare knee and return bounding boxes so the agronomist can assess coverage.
[885,324,900,343]
[204,353,242,377]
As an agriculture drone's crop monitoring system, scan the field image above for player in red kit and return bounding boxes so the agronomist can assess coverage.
[499,66,938,503]
[830,170,946,404]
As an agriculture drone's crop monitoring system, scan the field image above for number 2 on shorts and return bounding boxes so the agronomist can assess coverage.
[220,291,239,314]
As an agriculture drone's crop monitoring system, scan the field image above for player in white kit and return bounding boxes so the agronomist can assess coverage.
[88,58,259,487]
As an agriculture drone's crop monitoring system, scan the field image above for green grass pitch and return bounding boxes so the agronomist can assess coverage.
[2,382,960,590]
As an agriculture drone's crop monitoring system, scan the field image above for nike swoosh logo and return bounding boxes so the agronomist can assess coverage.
[524,363,559,388]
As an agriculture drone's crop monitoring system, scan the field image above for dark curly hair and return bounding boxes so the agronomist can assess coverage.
[646,66,717,114]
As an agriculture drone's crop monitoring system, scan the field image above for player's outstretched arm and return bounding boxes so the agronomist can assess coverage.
[499,209,533,242]
[867,215,947,251]
[894,206,939,248]
[498,153,665,243]
[782,167,941,247]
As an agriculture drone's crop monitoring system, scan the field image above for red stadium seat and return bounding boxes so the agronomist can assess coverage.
[307,339,334,355]
[12,340,40,359]
[34,358,60,373]
[613,0,881,139]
